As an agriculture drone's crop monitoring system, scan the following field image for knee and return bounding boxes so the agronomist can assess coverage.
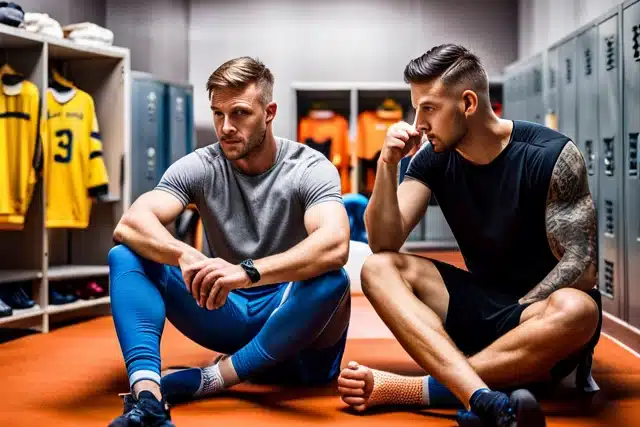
[360,252,398,298]
[308,269,350,303]
[108,244,138,267]
[546,288,600,342]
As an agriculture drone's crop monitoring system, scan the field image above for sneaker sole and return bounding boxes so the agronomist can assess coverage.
[510,389,546,427]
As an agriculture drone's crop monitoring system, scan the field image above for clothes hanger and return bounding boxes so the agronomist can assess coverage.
[0,50,25,86]
[48,67,74,93]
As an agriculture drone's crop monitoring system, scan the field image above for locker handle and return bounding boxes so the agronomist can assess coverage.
[585,140,595,176]
[603,137,614,176]
[629,132,638,177]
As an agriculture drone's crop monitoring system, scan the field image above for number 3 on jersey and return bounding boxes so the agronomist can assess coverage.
[54,129,73,163]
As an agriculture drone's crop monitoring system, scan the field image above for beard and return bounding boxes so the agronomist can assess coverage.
[220,123,267,161]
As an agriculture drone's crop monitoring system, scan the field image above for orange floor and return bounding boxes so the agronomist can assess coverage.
[0,251,639,426]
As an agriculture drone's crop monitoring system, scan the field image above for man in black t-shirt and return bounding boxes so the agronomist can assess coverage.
[337,44,600,427]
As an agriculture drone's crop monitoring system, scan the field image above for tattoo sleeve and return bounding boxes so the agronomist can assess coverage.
[520,142,598,304]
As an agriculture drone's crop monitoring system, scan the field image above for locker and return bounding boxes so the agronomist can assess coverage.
[577,25,599,204]
[546,47,560,127]
[597,10,626,318]
[131,77,167,202]
[558,37,578,142]
[166,84,194,170]
[531,56,545,124]
[623,0,640,328]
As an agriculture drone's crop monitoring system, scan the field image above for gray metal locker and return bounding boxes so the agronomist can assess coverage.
[623,0,640,328]
[166,84,195,169]
[531,55,545,124]
[577,25,600,203]
[546,47,560,127]
[558,37,578,142]
[597,9,626,319]
[131,76,167,202]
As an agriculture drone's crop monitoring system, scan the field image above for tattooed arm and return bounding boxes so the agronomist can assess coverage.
[519,141,598,305]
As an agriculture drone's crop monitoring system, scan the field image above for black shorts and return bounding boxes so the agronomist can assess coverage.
[430,259,603,382]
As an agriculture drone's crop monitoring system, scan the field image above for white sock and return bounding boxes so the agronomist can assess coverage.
[422,375,431,405]
[194,363,225,397]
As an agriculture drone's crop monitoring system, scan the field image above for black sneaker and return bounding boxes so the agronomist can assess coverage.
[456,389,546,427]
[109,391,175,427]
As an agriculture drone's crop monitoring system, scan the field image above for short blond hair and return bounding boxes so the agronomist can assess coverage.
[206,56,274,105]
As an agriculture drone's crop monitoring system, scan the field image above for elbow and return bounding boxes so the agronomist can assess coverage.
[327,231,350,270]
[113,212,137,244]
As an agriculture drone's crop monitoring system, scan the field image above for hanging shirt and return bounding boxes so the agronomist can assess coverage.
[44,86,109,228]
[298,113,350,193]
[356,109,402,195]
[0,78,40,230]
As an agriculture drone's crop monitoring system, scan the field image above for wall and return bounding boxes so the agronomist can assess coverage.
[189,0,519,144]
[106,0,190,82]
[18,0,106,27]
[518,0,625,59]
[19,0,190,83]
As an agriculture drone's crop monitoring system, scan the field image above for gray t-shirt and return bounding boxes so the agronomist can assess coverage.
[156,137,343,264]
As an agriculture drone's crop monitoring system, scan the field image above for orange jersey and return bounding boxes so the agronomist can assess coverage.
[356,110,402,194]
[298,114,351,193]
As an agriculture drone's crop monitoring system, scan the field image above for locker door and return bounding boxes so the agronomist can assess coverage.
[166,84,195,170]
[623,0,640,328]
[546,47,560,128]
[558,38,578,141]
[131,79,167,202]
[597,12,625,319]
[577,26,599,205]
[532,57,545,124]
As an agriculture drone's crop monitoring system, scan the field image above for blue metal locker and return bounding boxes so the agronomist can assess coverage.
[131,76,167,202]
[166,84,194,170]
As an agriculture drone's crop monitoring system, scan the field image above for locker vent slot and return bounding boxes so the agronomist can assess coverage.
[605,35,616,71]
[565,58,572,84]
[603,137,615,176]
[549,66,556,89]
[630,132,638,177]
[603,260,614,297]
[585,140,595,176]
[585,48,593,75]
[633,25,639,62]
[533,69,542,94]
[605,200,614,236]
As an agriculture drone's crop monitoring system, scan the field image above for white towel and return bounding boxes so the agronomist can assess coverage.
[63,22,114,46]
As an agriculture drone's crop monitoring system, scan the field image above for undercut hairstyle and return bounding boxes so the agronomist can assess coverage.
[206,56,274,105]
[403,44,488,93]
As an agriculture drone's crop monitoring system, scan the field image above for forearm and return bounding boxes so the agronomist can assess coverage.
[365,160,405,252]
[520,250,597,304]
[251,228,349,286]
[113,211,201,266]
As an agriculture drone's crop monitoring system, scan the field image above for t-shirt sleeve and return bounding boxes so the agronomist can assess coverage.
[298,159,343,210]
[155,152,206,206]
[403,143,437,189]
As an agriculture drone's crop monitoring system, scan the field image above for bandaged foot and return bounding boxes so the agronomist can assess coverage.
[337,361,425,411]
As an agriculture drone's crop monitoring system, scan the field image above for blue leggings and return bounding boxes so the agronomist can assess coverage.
[108,245,351,388]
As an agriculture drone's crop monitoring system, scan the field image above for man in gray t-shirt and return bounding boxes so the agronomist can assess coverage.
[108,57,351,426]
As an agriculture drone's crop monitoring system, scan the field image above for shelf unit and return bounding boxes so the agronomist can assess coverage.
[0,25,131,332]
[291,81,512,252]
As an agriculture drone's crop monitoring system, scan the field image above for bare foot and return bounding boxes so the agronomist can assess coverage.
[337,361,374,412]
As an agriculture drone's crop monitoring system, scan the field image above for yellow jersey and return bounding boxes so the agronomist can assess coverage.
[0,78,41,230]
[45,87,109,228]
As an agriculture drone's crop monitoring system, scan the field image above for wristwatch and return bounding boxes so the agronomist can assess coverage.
[240,259,261,283]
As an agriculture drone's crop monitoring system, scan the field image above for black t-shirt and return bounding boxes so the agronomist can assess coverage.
[405,120,569,297]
